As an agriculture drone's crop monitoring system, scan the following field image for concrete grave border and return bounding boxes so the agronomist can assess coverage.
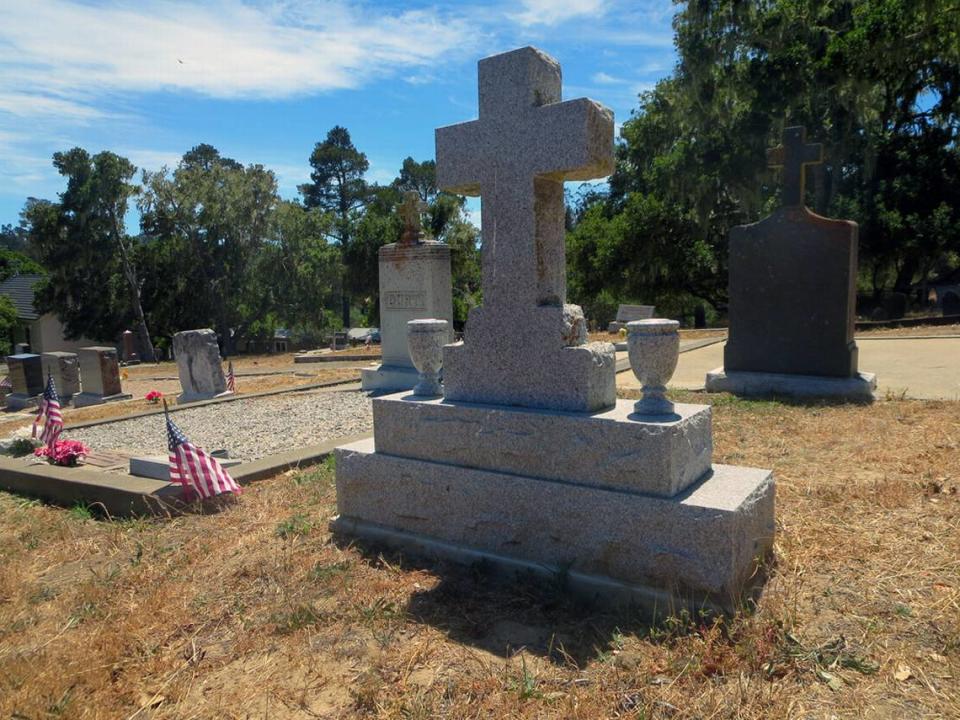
[0,431,373,516]
[0,377,368,515]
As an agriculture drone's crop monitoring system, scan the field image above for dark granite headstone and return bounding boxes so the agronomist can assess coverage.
[724,126,859,378]
[6,353,43,395]
[943,291,960,316]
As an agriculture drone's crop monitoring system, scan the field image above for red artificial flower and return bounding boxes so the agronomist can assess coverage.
[145,390,163,403]
[35,439,91,467]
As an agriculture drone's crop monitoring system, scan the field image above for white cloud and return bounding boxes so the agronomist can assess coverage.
[591,72,626,85]
[0,1,474,102]
[509,0,606,27]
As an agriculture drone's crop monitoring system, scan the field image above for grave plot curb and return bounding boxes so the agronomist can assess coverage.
[294,353,381,363]
[62,376,361,431]
[0,431,373,517]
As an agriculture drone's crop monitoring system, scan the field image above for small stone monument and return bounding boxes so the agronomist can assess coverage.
[5,353,43,410]
[41,352,80,403]
[173,329,230,403]
[360,191,454,392]
[334,47,775,613]
[706,126,876,400]
[74,347,132,407]
[121,330,139,364]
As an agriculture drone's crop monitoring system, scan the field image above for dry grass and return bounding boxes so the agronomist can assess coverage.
[857,323,960,338]
[1,395,959,718]
[588,328,728,344]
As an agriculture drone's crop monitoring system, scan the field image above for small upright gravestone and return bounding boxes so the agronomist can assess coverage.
[74,347,132,407]
[5,353,43,410]
[41,352,80,403]
[360,191,454,392]
[173,329,230,403]
[706,126,876,401]
[333,47,775,613]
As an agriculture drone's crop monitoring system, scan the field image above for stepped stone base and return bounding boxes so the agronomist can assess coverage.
[6,393,40,411]
[334,436,775,612]
[74,392,132,408]
[371,393,712,498]
[177,390,233,404]
[705,367,876,402]
[360,364,420,393]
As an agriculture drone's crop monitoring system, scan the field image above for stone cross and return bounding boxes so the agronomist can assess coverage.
[435,46,613,311]
[767,125,823,207]
[398,190,428,245]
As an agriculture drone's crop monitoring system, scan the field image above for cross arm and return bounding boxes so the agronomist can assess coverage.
[435,119,484,195]
[531,99,615,181]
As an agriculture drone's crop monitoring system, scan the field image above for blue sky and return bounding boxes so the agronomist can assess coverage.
[0,0,678,228]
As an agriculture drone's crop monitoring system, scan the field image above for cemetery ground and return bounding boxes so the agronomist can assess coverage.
[1,392,958,719]
[0,352,367,439]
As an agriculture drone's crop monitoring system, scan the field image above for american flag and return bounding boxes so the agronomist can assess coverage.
[226,361,236,393]
[32,374,63,447]
[165,402,241,500]
[0,376,11,391]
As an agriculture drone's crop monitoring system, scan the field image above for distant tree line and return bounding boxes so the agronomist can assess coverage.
[567,0,960,326]
[12,129,481,357]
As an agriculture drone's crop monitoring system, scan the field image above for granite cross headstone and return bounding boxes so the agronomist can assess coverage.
[435,46,616,411]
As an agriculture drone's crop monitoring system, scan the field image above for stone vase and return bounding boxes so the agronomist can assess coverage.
[627,319,680,416]
[407,319,449,396]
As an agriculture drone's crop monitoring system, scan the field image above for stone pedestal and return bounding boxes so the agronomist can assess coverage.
[335,394,774,612]
[6,353,43,410]
[361,243,453,393]
[705,367,877,401]
[74,347,132,407]
[41,352,80,403]
[173,329,230,403]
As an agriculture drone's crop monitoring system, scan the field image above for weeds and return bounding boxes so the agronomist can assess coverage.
[275,514,314,538]
[270,603,328,634]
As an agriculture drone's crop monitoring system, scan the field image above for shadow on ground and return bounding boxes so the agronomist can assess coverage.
[334,533,750,668]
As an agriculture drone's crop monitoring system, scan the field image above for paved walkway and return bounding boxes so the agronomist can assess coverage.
[617,336,960,401]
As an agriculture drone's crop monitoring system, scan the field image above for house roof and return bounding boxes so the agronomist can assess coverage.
[0,274,42,321]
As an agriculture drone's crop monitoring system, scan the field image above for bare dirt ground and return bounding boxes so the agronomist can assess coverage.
[0,354,365,438]
[1,392,957,718]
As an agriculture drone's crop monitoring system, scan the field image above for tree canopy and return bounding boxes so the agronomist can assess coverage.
[568,0,960,325]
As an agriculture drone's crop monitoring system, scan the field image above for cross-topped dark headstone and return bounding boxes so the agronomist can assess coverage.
[435,47,617,412]
[715,125,866,385]
[767,126,823,207]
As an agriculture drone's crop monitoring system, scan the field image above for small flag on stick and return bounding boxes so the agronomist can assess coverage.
[0,376,11,391]
[164,400,240,500]
[32,373,63,448]
[226,361,236,393]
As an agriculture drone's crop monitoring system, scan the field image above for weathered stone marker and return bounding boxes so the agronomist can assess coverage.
[706,126,876,400]
[436,46,616,412]
[74,347,132,407]
[360,191,453,392]
[41,352,80,403]
[334,47,775,614]
[6,353,43,409]
[173,329,230,403]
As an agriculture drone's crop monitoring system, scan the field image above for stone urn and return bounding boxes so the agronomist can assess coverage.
[627,319,680,416]
[407,319,449,396]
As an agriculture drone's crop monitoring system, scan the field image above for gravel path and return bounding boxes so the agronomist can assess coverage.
[69,389,372,461]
